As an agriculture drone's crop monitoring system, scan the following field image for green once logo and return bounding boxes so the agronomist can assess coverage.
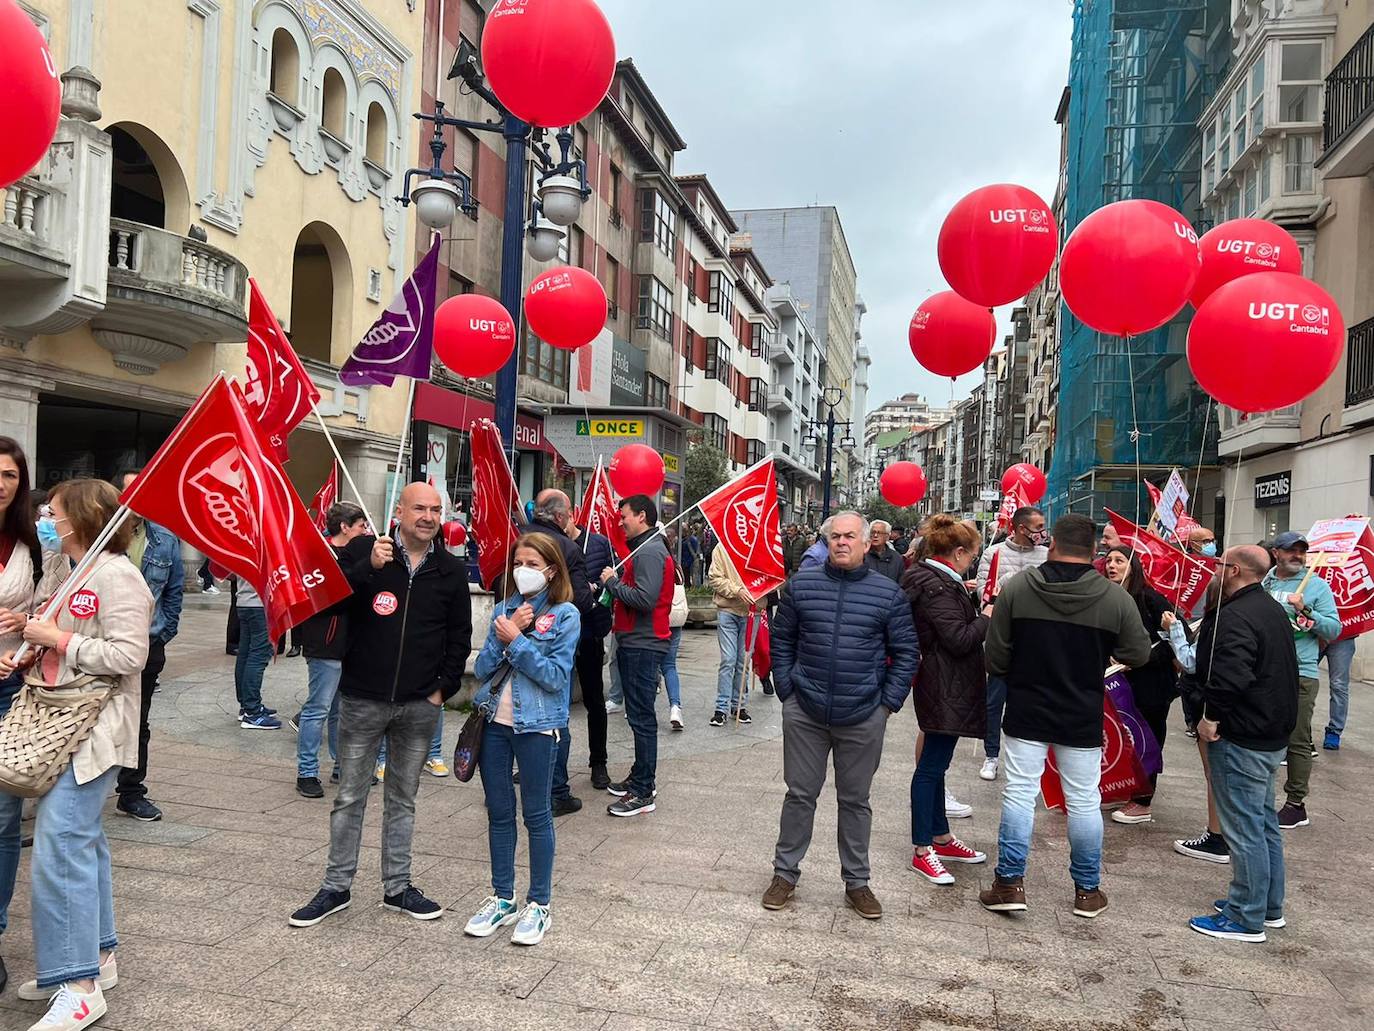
[576,419,590,435]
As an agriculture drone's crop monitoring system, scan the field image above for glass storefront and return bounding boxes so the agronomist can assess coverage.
[35,394,179,488]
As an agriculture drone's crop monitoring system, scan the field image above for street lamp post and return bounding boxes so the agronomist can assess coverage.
[801,386,854,520]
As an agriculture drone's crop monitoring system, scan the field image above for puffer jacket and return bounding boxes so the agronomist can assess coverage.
[902,559,989,738]
[771,562,919,726]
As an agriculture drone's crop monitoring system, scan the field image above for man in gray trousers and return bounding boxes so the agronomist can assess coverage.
[762,511,920,920]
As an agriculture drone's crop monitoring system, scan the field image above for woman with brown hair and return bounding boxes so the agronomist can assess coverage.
[901,514,992,886]
[464,534,580,946]
[0,479,152,1030]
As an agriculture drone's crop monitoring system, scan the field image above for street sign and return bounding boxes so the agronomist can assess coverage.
[979,488,999,502]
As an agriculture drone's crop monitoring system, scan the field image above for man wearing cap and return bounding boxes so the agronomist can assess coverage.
[1263,531,1340,830]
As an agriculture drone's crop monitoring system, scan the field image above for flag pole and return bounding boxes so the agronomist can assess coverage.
[309,404,378,534]
[385,377,419,528]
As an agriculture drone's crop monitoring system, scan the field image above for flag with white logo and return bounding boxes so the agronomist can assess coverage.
[243,279,321,462]
[1306,517,1374,641]
[576,457,629,560]
[468,419,522,590]
[696,458,786,602]
[1106,509,1215,611]
[339,236,440,386]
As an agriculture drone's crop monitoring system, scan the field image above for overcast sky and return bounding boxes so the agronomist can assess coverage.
[598,0,1074,412]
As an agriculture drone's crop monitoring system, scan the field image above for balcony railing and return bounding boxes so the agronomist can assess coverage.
[1346,315,1374,408]
[1324,22,1374,153]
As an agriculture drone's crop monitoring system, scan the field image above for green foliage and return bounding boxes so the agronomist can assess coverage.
[684,440,729,513]
[860,494,906,529]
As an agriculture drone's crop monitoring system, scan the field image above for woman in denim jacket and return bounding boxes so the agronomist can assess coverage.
[464,534,580,946]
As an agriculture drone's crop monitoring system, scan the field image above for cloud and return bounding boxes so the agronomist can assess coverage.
[598,0,1073,411]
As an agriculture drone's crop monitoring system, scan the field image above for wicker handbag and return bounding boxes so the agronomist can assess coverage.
[0,673,114,798]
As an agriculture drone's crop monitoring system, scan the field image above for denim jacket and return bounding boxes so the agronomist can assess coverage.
[472,591,580,734]
[139,520,184,643]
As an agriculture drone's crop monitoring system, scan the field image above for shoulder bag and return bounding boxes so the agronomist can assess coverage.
[0,672,114,797]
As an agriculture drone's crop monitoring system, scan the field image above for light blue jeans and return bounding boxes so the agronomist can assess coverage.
[995,735,1103,891]
[0,672,23,937]
[377,713,444,766]
[479,722,557,905]
[1208,738,1286,931]
[659,627,682,708]
[1324,637,1357,735]
[297,658,342,778]
[714,611,749,714]
[32,765,120,989]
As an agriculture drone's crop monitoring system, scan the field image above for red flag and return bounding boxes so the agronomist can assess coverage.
[1041,691,1150,810]
[981,548,1000,605]
[576,458,629,560]
[1106,509,1215,611]
[1307,517,1374,640]
[748,610,771,681]
[119,375,351,640]
[468,419,521,590]
[1144,478,1163,518]
[309,463,338,536]
[696,458,786,601]
[995,481,1027,534]
[242,279,321,461]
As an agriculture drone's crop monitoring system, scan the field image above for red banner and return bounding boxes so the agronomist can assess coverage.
[981,548,1000,605]
[576,458,629,560]
[995,481,1026,534]
[1307,517,1374,640]
[120,375,351,640]
[468,419,522,590]
[1106,509,1214,611]
[242,279,321,461]
[1144,479,1163,517]
[309,463,338,536]
[1041,692,1150,810]
[696,458,786,602]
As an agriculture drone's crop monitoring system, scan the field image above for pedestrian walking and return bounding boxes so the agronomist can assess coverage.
[864,521,905,581]
[234,575,279,729]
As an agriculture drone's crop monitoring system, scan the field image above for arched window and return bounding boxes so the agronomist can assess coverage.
[269,28,299,107]
[289,222,351,364]
[321,67,347,139]
[364,101,387,165]
[109,126,167,228]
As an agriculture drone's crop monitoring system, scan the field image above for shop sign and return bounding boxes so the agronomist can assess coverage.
[577,418,644,437]
[1254,470,1291,508]
[663,453,680,474]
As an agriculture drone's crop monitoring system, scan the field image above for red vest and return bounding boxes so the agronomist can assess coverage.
[612,553,676,640]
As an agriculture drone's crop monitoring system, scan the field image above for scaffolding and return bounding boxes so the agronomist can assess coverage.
[1045,0,1232,522]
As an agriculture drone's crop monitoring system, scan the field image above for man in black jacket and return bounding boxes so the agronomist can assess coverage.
[980,513,1152,920]
[1187,545,1298,943]
[569,519,613,790]
[522,489,592,815]
[863,520,905,582]
[289,483,472,928]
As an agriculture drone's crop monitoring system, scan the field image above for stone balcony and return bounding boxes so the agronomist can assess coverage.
[1217,403,1302,458]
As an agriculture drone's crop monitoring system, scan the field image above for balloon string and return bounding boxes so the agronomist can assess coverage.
[1124,333,1144,534]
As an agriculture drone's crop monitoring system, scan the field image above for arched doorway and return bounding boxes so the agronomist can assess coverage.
[289,222,352,364]
[104,122,191,232]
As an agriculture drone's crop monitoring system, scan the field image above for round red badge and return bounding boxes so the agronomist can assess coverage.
[535,613,557,634]
[68,589,99,619]
[372,591,398,616]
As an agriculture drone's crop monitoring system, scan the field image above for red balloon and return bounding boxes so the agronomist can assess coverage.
[908,292,997,379]
[608,444,664,497]
[1190,218,1302,308]
[1060,199,1200,336]
[1001,463,1047,504]
[442,520,467,547]
[525,267,607,351]
[481,0,616,128]
[937,184,1058,307]
[0,0,61,189]
[434,294,516,378]
[1187,271,1344,414]
[879,462,927,507]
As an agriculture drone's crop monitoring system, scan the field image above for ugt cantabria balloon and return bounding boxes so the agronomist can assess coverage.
[608,444,664,498]
[0,0,62,189]
[879,462,928,507]
[908,292,997,379]
[1001,463,1047,504]
[937,184,1058,308]
[525,267,607,351]
[434,294,516,378]
[1190,218,1302,308]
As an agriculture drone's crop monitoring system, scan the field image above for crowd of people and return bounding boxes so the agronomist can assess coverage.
[0,424,1358,1029]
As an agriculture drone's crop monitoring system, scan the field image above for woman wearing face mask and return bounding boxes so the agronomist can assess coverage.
[465,535,580,946]
[1101,546,1177,825]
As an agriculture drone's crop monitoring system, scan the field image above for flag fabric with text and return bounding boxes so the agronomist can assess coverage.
[468,419,522,590]
[309,463,338,536]
[119,374,351,640]
[576,458,629,560]
[696,458,786,602]
[339,236,440,387]
[995,481,1027,534]
[243,279,321,462]
[1106,509,1215,611]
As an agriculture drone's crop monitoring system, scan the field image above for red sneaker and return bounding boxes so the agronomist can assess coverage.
[931,838,987,865]
[911,849,955,884]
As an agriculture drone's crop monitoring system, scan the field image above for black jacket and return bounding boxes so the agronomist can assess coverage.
[1195,582,1299,751]
[292,541,352,660]
[1123,584,1178,711]
[864,546,906,583]
[337,535,473,704]
[902,560,989,738]
[519,518,593,616]
[575,527,613,638]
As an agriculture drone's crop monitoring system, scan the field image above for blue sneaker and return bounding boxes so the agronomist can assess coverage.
[1213,900,1285,929]
[240,709,282,730]
[463,896,518,938]
[1189,912,1265,942]
[1324,730,1341,751]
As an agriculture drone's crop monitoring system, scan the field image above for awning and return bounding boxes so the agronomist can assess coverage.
[413,382,556,457]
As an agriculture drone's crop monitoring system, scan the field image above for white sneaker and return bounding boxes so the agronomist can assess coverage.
[20,955,117,1001]
[979,757,999,781]
[463,895,519,938]
[26,983,106,1030]
[945,790,973,819]
[511,901,552,945]
[605,700,623,714]
[669,705,683,731]
[203,584,220,595]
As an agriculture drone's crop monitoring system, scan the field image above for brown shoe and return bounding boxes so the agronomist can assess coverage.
[845,885,882,920]
[1073,887,1108,918]
[979,875,1027,912]
[761,875,795,911]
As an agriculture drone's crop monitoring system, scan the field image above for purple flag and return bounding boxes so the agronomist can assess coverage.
[1104,668,1163,777]
[339,235,440,387]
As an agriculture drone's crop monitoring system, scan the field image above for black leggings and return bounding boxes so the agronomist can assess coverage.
[1133,696,1174,806]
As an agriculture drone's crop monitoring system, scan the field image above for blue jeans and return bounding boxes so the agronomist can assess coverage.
[911,732,958,846]
[1208,738,1285,931]
[714,611,749,714]
[297,658,342,778]
[479,722,557,905]
[984,675,1008,758]
[0,672,22,937]
[995,734,1103,890]
[617,645,661,798]
[32,765,119,989]
[378,715,444,766]
[234,607,272,713]
[1325,637,1357,735]
[659,627,682,707]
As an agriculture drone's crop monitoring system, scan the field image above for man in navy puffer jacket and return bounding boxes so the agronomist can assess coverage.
[763,511,919,920]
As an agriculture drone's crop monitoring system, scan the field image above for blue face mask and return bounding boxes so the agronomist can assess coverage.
[36,517,61,552]
[1199,541,1218,557]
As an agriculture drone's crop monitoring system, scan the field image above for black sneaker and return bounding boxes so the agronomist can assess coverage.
[589,764,610,790]
[1278,802,1309,829]
[296,776,324,799]
[116,796,162,822]
[288,888,351,927]
[734,708,752,725]
[762,677,775,696]
[383,884,443,921]
[709,711,726,727]
[1173,830,1230,864]
[607,779,631,797]
[552,795,583,817]
[330,767,340,784]
[607,793,656,817]
[288,710,302,732]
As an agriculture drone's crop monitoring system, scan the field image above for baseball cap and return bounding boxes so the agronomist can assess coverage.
[1272,531,1308,550]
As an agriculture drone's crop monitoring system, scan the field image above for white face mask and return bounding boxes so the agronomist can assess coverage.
[512,565,549,596]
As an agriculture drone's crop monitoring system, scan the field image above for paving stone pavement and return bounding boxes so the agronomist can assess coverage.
[1,603,1370,1030]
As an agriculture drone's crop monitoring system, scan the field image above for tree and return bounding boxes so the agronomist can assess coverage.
[860,494,907,529]
[683,437,729,514]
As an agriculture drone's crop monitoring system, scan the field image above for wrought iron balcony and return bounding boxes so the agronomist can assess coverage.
[1321,23,1374,176]
[1345,315,1374,410]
